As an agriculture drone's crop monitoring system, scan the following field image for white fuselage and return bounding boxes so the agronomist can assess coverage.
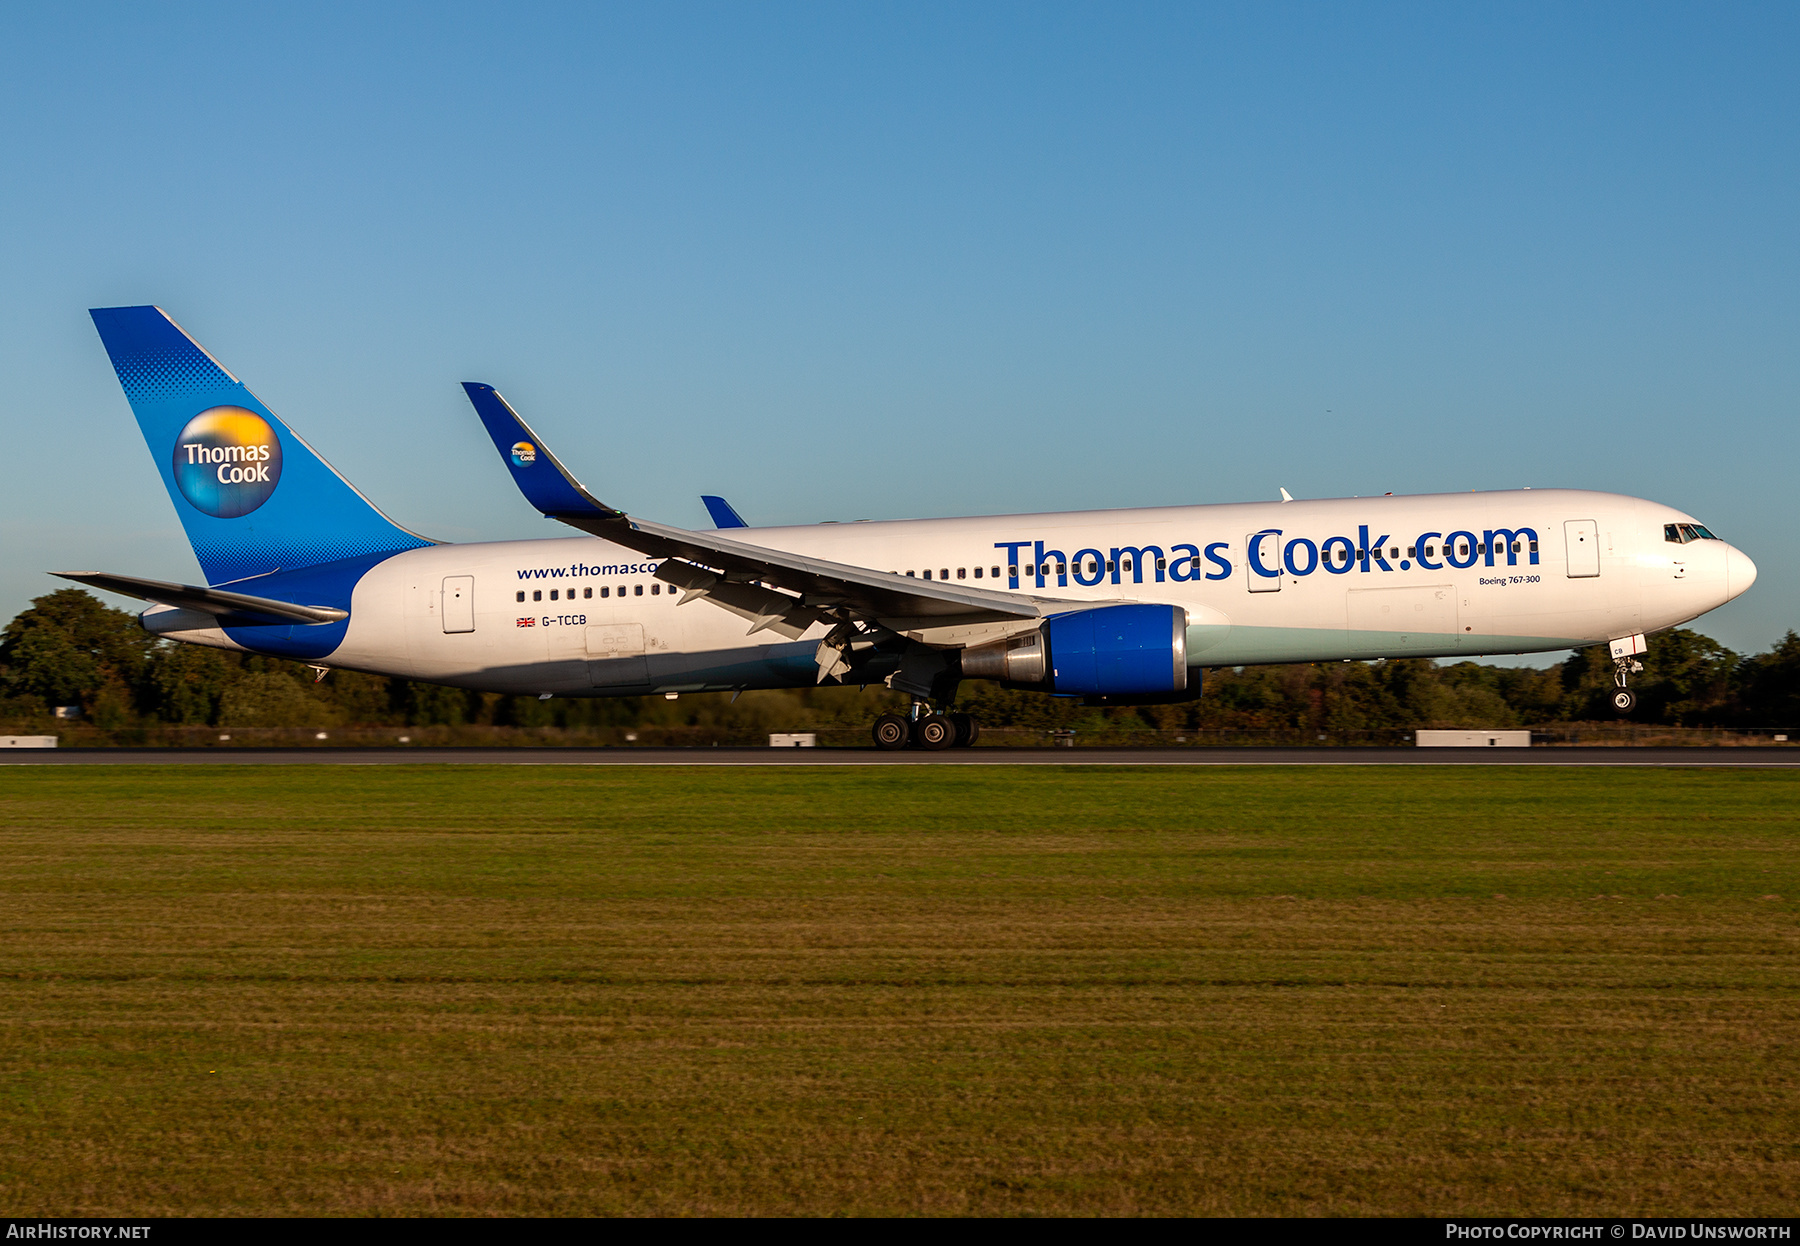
[149,488,1755,696]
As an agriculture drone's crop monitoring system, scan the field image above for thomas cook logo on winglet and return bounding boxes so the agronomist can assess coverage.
[171,406,282,518]
[511,441,537,467]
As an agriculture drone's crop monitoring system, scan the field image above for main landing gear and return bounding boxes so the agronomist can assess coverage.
[871,704,980,750]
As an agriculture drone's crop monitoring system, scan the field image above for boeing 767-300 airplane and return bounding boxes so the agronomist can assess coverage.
[61,305,1755,748]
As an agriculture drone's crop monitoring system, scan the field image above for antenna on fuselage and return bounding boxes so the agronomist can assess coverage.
[1279,487,1294,502]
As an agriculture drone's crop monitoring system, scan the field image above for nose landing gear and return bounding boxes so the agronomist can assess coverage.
[1606,634,1648,716]
[1611,655,1643,715]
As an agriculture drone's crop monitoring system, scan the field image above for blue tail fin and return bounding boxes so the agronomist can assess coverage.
[90,306,433,585]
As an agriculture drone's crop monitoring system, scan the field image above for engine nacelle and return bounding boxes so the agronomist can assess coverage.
[1044,603,1188,696]
[959,604,1188,697]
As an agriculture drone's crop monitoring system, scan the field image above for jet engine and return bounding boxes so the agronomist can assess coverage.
[958,603,1191,700]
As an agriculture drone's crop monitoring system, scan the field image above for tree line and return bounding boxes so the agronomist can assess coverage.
[4,587,1799,737]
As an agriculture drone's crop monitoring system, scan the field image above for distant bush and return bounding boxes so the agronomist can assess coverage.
[218,672,336,729]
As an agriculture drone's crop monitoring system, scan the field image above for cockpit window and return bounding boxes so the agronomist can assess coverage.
[1665,522,1722,544]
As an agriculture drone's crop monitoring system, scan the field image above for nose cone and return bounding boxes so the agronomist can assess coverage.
[1726,544,1758,601]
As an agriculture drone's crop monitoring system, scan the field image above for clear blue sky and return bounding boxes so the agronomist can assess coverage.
[3,2,1795,660]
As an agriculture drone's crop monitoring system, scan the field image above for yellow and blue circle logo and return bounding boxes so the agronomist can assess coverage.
[171,406,283,518]
[511,441,537,467]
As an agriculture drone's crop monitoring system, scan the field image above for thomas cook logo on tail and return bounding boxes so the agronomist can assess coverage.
[511,441,537,467]
[171,406,283,518]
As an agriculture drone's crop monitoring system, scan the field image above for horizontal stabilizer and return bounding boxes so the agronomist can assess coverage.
[54,571,349,625]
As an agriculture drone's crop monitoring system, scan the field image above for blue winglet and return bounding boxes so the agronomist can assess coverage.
[461,383,618,518]
[700,495,748,529]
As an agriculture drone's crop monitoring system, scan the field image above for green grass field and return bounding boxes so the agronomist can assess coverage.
[1,765,1796,1216]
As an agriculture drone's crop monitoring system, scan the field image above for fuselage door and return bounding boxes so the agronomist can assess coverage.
[1564,520,1600,578]
[442,576,475,633]
[1247,532,1281,592]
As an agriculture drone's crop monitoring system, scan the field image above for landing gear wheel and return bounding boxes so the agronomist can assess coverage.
[950,713,979,748]
[1611,688,1637,714]
[872,714,910,750]
[913,713,955,751]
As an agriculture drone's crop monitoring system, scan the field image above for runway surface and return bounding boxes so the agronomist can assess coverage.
[4,746,1800,766]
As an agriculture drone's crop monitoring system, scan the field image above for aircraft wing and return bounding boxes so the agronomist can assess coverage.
[461,382,1046,629]
[54,571,349,625]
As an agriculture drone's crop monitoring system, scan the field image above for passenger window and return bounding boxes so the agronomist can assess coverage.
[973,567,983,579]
[1529,541,1539,553]
[1406,547,1415,559]
[923,569,932,580]
[940,569,948,579]
[991,566,1001,578]
[618,584,626,596]
[1389,548,1398,560]
[652,583,660,595]
[584,587,592,599]
[957,568,966,580]
[516,591,525,602]
[550,590,558,601]
[601,586,609,598]
[533,590,542,602]
[1107,561,1116,573]
[1123,559,1133,572]
[1057,563,1066,575]
[634,584,643,596]
[1009,565,1019,579]
[1156,558,1166,572]
[1459,544,1468,557]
